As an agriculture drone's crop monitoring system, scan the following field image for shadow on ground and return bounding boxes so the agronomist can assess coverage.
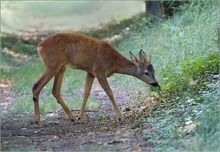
[1,109,152,151]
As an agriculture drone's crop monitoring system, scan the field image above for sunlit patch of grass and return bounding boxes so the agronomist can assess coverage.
[63,68,86,93]
[86,98,103,110]
[10,94,55,114]
[6,59,100,114]
[8,95,33,113]
[3,60,45,94]
[4,56,101,116]
[11,93,102,114]
[3,59,86,94]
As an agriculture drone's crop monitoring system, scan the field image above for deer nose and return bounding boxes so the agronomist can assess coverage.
[150,82,159,87]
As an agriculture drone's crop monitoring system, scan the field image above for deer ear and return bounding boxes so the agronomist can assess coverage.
[149,51,152,64]
[139,49,149,64]
[129,51,140,66]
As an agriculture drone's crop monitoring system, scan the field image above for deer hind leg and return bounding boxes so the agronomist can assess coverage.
[52,67,78,123]
[95,73,125,122]
[32,68,58,127]
[78,72,95,123]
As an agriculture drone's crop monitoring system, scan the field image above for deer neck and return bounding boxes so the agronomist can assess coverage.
[115,55,137,76]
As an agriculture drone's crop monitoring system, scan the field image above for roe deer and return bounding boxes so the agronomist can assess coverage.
[32,33,159,127]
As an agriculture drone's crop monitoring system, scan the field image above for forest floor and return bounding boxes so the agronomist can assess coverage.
[1,75,154,151]
[1,1,219,151]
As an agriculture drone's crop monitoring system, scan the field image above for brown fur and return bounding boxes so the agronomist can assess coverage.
[32,33,158,127]
[38,33,135,77]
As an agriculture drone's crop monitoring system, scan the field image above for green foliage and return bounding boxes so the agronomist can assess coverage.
[114,0,220,151]
[95,114,112,120]
[142,72,219,152]
[1,34,38,54]
[1,0,219,151]
[18,43,37,54]
[0,53,13,76]
[116,0,219,93]
[4,60,44,94]
[161,54,220,92]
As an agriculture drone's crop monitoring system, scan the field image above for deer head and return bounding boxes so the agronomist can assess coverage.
[130,49,159,87]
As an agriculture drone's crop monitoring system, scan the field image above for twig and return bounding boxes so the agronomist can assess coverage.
[71,110,98,112]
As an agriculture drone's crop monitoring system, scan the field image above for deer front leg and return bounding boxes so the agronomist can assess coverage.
[95,73,125,122]
[52,67,78,123]
[78,73,95,123]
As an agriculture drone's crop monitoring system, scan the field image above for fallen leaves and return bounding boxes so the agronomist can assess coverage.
[123,96,164,121]
[0,80,16,112]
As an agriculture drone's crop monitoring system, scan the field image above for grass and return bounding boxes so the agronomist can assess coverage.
[113,0,219,151]
[1,0,219,151]
[11,94,102,114]
[1,58,101,114]
[111,0,219,99]
[142,71,219,151]
[115,0,219,88]
[3,60,86,94]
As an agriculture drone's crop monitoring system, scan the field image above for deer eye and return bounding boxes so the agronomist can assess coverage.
[144,72,149,76]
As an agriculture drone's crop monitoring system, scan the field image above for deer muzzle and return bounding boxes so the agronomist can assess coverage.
[150,82,159,87]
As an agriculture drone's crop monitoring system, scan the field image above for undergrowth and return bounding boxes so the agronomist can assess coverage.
[114,0,219,151]
[1,0,219,151]
[142,69,219,152]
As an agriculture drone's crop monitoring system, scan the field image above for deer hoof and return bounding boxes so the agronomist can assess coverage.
[118,117,125,122]
[35,120,42,128]
[77,117,85,124]
[70,118,78,124]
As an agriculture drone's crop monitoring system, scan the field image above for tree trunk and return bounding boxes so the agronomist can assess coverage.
[145,1,163,20]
